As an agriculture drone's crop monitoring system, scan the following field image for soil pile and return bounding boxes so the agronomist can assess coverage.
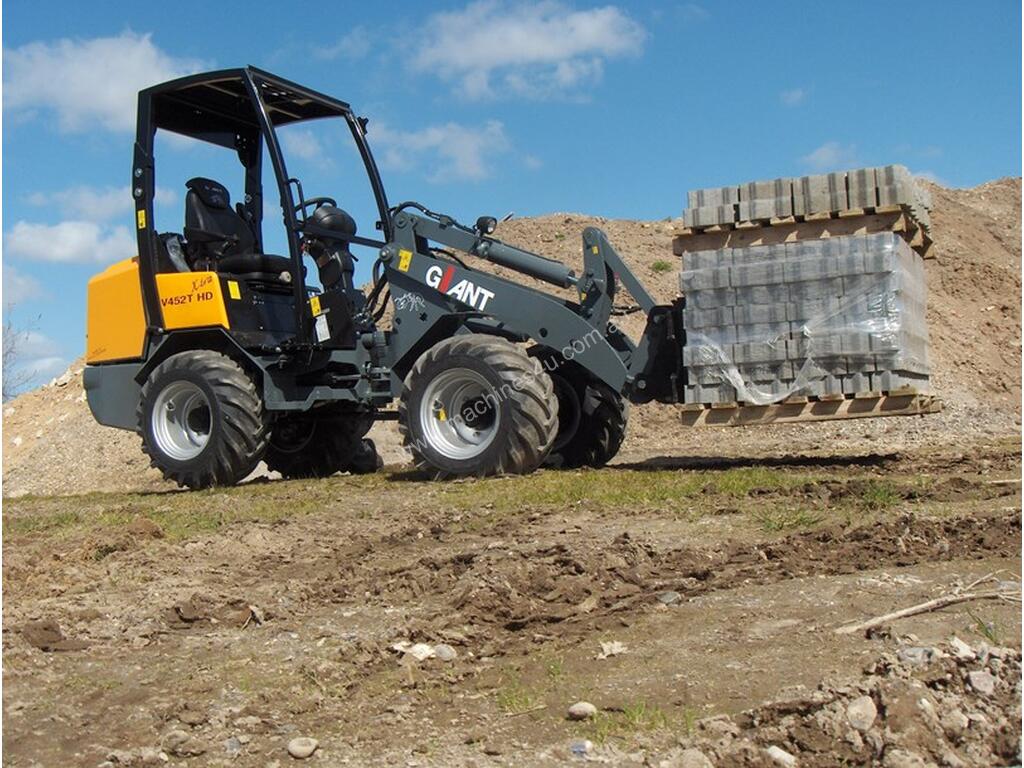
[3,179,1020,496]
[664,636,1022,768]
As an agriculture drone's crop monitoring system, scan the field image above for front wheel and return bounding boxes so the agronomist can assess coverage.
[138,351,269,489]
[398,335,558,478]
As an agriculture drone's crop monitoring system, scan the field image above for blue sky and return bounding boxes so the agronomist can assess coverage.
[2,0,1021,390]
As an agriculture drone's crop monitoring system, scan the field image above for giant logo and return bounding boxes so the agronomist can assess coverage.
[425,265,496,311]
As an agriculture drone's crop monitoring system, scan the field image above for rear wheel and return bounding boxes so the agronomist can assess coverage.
[139,350,269,489]
[530,350,628,469]
[398,335,558,478]
[265,407,380,478]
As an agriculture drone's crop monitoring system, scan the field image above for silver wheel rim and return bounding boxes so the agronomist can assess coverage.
[419,367,499,461]
[151,380,212,461]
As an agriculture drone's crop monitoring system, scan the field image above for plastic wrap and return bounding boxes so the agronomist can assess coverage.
[679,232,929,406]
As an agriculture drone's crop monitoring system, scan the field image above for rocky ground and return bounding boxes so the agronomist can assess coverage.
[2,439,1021,766]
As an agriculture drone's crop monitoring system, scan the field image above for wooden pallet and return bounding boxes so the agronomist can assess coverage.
[672,207,933,259]
[678,392,942,427]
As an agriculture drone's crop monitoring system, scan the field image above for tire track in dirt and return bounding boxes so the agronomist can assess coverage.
[335,512,1020,652]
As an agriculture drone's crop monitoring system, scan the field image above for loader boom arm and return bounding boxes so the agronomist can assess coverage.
[380,210,682,403]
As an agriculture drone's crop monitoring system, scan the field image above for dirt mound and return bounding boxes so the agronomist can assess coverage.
[3,178,1020,497]
[668,636,1022,767]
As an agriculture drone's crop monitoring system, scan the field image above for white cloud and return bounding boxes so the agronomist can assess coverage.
[280,129,325,161]
[4,221,137,263]
[31,356,71,381]
[28,185,175,222]
[2,266,46,307]
[1,326,67,396]
[9,352,68,387]
[412,1,646,99]
[17,331,62,361]
[3,32,207,132]
[373,120,511,181]
[800,141,858,172]
[780,87,806,106]
[313,27,373,60]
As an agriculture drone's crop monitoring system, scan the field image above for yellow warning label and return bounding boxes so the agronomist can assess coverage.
[590,245,599,254]
[310,295,322,316]
[397,249,413,272]
[227,280,241,300]
[437,407,447,421]
[136,209,147,230]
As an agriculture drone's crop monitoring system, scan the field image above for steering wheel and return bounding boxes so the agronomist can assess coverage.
[294,196,337,214]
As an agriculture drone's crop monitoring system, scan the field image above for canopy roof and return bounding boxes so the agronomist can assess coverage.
[143,67,352,146]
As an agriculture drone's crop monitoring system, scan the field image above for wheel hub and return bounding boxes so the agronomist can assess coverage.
[271,417,318,455]
[151,381,211,461]
[420,368,499,460]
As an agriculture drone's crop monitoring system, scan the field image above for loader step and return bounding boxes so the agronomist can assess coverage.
[678,391,942,427]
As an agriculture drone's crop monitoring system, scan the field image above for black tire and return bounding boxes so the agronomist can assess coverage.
[530,350,627,469]
[398,335,558,478]
[265,408,381,479]
[138,350,269,489]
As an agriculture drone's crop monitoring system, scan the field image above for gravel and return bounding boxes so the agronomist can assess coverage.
[967,669,996,695]
[567,701,598,720]
[286,737,319,759]
[846,695,877,731]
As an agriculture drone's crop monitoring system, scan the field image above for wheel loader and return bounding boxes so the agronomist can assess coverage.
[83,67,701,487]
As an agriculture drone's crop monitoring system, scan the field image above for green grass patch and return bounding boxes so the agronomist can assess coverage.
[3,474,389,543]
[436,466,811,513]
[584,701,670,744]
[495,680,540,714]
[707,466,798,496]
[680,705,700,736]
[751,507,823,533]
[858,480,902,511]
[4,508,81,535]
[545,658,566,684]
[650,260,673,274]
[967,609,1001,645]
[5,464,825,545]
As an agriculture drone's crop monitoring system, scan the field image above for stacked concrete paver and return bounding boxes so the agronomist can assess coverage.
[680,232,930,405]
[682,165,932,232]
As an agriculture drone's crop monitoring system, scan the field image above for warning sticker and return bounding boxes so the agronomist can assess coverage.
[397,249,413,272]
[310,295,322,316]
[136,209,147,230]
[227,280,241,300]
[314,313,330,343]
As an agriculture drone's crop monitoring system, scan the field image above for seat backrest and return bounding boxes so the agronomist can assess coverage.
[184,177,255,259]
[155,232,191,273]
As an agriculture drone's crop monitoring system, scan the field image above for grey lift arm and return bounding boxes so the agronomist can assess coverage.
[379,210,682,403]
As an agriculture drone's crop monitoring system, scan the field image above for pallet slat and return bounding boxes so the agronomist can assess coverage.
[672,209,933,259]
[678,393,942,427]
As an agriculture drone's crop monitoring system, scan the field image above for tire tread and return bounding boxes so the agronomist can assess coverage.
[138,350,269,489]
[398,335,558,479]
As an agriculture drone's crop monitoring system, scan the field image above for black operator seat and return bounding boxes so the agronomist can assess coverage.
[183,177,293,281]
